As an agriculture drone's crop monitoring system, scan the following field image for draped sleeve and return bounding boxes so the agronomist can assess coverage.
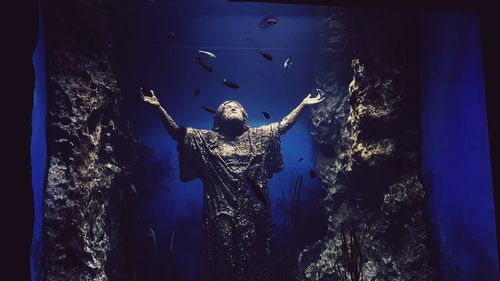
[254,122,284,175]
[177,127,204,182]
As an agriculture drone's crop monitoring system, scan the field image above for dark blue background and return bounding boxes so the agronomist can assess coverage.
[419,12,499,280]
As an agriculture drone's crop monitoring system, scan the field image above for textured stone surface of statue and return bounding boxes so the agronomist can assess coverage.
[179,122,283,281]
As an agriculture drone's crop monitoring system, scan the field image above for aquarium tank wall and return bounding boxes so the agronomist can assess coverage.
[31,0,498,281]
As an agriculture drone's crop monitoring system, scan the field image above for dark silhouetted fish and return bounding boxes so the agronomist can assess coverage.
[193,89,201,96]
[284,56,293,69]
[195,55,213,72]
[309,169,317,179]
[202,106,216,113]
[262,111,270,119]
[259,50,273,61]
[259,16,278,28]
[221,79,239,89]
[298,157,303,162]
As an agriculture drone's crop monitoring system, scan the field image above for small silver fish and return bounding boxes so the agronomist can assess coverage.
[198,50,216,59]
[259,16,278,28]
[284,56,293,69]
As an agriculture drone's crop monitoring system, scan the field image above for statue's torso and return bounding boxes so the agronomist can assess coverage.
[212,132,255,175]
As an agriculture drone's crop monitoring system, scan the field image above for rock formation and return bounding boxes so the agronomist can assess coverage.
[297,9,433,281]
[41,0,134,280]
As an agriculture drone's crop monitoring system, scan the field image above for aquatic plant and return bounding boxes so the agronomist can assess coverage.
[276,173,304,281]
[334,220,370,281]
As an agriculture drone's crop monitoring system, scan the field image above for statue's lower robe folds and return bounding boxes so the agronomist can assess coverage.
[178,123,283,281]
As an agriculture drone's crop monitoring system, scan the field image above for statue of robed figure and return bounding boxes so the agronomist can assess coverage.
[141,89,324,281]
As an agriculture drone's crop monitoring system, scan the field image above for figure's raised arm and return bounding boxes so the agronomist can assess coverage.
[278,91,325,135]
[141,88,181,141]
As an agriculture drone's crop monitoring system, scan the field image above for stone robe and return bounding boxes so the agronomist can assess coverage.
[177,123,283,281]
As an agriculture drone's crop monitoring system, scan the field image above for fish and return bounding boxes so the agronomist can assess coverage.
[284,56,293,69]
[259,50,273,61]
[195,55,213,72]
[202,106,217,113]
[221,79,239,89]
[309,169,317,179]
[193,89,201,96]
[298,157,303,162]
[198,50,216,59]
[259,16,278,28]
[262,111,270,119]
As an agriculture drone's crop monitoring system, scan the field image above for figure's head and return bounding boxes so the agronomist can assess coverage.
[213,101,249,133]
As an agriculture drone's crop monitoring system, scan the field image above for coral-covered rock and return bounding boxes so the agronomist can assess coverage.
[42,1,131,280]
[298,10,432,281]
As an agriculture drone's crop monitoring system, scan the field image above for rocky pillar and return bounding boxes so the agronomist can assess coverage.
[42,0,130,280]
[298,9,433,281]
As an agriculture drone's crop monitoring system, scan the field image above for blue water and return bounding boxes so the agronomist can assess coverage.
[419,12,499,281]
[30,0,47,280]
[124,1,328,279]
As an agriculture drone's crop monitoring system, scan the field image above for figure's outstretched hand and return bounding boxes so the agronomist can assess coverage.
[302,89,325,105]
[140,87,160,107]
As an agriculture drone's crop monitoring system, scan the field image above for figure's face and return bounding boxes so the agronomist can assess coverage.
[221,102,245,122]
